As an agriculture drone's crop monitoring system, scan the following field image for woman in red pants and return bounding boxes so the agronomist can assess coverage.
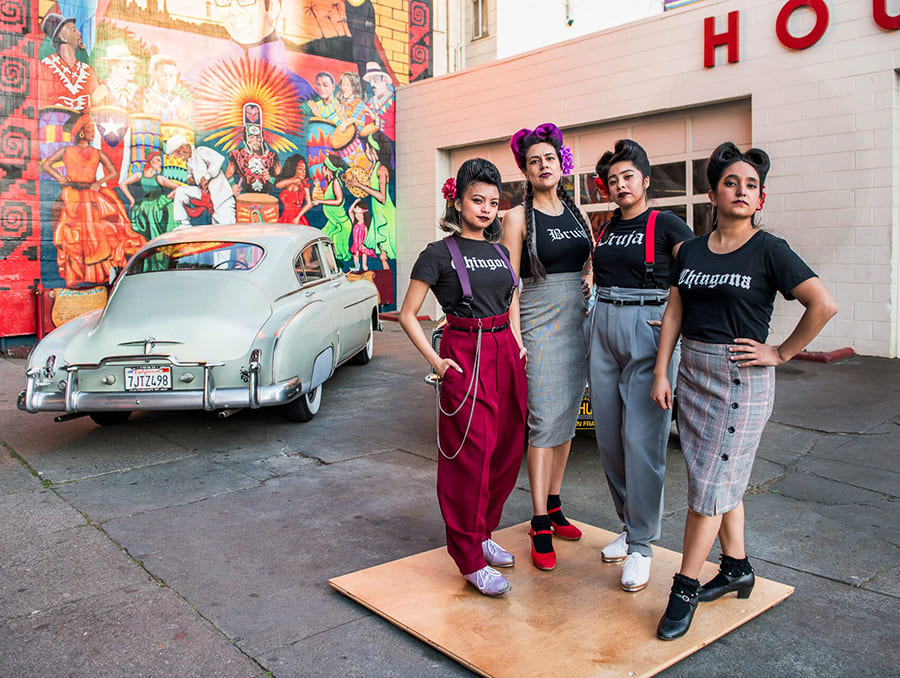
[399,158,528,597]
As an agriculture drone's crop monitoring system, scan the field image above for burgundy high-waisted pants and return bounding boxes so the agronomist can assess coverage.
[437,312,527,575]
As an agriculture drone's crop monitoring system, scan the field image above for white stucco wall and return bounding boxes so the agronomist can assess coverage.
[495,0,664,59]
[396,0,900,357]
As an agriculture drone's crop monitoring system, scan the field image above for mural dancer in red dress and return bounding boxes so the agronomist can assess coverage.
[39,115,146,287]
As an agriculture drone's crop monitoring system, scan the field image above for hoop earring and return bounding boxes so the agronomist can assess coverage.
[711,206,718,227]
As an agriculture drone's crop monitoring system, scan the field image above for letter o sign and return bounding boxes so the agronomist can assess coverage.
[776,0,829,50]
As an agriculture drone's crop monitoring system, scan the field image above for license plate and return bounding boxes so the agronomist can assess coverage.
[124,366,172,391]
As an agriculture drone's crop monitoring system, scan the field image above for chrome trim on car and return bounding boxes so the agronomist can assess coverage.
[17,353,300,414]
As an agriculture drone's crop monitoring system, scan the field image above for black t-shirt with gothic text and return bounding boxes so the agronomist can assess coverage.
[672,230,817,344]
[411,236,515,318]
[592,208,693,289]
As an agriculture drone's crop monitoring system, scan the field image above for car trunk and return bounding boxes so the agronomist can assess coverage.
[64,271,273,364]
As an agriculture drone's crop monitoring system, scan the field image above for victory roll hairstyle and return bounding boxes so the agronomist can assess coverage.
[705,141,770,189]
[439,158,503,242]
[595,138,651,188]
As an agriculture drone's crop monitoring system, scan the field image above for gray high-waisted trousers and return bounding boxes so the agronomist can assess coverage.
[588,286,678,557]
[520,271,589,448]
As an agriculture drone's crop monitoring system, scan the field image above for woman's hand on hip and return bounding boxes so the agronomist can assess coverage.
[650,374,673,410]
[435,358,463,379]
[729,338,785,367]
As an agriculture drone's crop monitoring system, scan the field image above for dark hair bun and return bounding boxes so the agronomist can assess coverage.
[595,139,651,185]
[706,142,770,189]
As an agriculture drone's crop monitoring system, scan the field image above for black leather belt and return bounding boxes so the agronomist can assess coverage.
[447,323,509,333]
[596,297,667,306]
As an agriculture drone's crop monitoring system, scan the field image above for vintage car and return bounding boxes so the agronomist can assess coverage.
[18,224,380,425]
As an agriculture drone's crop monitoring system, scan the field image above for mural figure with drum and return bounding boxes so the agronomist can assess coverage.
[16,0,419,334]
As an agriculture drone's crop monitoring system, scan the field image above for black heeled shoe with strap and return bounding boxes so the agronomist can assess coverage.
[657,573,700,641]
[698,554,755,602]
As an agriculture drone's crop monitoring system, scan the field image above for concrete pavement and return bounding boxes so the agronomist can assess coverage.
[1,323,898,677]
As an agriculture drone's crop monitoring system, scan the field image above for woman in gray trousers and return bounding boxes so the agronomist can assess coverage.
[588,139,693,592]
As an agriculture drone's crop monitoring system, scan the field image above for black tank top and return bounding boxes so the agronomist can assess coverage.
[520,207,591,278]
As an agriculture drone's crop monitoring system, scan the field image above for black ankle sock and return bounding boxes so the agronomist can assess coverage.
[530,514,553,553]
[720,554,753,577]
[666,573,700,618]
[547,495,571,526]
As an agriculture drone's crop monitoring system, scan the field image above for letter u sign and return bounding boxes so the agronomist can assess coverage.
[776,0,830,49]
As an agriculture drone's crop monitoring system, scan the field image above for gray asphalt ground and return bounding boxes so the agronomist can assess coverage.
[1,323,898,677]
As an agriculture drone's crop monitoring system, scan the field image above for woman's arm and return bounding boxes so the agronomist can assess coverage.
[314,179,345,206]
[508,289,527,359]
[399,279,461,378]
[296,185,314,219]
[730,277,838,367]
[501,206,527,357]
[346,165,387,204]
[579,205,594,299]
[650,285,683,410]
[40,148,68,185]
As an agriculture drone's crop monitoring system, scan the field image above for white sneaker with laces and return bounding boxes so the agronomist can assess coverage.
[621,552,651,592]
[463,565,511,597]
[601,531,628,563]
[482,538,515,568]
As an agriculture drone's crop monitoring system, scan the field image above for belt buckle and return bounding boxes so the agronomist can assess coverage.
[612,299,625,307]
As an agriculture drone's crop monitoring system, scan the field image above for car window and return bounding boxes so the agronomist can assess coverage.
[320,242,339,277]
[295,244,324,284]
[127,241,264,274]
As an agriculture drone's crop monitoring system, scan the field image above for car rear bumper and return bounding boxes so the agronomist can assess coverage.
[17,355,302,414]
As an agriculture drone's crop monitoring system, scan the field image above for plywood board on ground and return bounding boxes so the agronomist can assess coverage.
[330,522,793,677]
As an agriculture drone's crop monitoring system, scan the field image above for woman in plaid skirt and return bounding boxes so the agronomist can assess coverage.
[650,142,837,640]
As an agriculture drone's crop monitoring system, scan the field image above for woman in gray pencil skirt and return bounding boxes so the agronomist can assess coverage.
[651,142,837,640]
[501,123,593,571]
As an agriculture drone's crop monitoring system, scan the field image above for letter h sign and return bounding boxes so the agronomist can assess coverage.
[704,10,739,68]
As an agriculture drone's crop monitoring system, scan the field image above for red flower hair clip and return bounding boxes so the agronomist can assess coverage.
[757,186,766,211]
[593,176,608,196]
[441,177,456,201]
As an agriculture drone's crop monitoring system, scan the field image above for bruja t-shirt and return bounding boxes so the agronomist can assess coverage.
[672,230,816,344]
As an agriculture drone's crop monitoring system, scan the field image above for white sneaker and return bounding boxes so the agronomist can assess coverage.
[482,538,515,568]
[621,552,651,592]
[601,531,628,563]
[463,566,511,597]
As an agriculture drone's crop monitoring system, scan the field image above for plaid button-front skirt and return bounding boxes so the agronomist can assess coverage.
[677,338,775,516]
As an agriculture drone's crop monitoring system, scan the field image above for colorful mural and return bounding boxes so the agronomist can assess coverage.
[0,0,434,338]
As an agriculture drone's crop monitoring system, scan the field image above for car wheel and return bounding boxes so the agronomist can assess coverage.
[283,385,322,422]
[89,411,132,426]
[350,323,374,365]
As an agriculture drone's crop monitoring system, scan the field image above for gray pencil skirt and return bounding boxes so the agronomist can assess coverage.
[677,338,775,516]
[520,271,589,448]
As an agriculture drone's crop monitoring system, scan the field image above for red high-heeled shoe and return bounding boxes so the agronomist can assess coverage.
[548,506,583,540]
[529,528,557,570]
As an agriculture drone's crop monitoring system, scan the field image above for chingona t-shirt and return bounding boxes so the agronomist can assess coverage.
[672,230,817,344]
[592,208,693,289]
[411,236,515,318]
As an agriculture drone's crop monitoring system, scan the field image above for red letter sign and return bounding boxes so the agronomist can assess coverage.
[874,0,900,30]
[776,0,830,49]
[704,11,740,68]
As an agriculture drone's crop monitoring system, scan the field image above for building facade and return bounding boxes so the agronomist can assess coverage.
[397,0,900,357]
[0,0,435,341]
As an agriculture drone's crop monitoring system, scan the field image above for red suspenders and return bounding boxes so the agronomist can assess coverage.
[594,209,659,287]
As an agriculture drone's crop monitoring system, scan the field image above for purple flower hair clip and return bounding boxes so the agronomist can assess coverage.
[441,177,456,201]
[559,145,574,175]
[510,122,566,170]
